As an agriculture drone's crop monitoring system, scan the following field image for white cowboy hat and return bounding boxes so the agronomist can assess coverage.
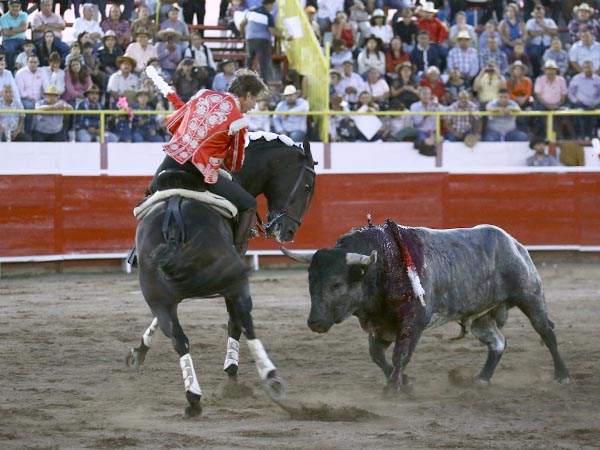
[456,30,471,40]
[371,8,385,17]
[543,59,559,70]
[574,2,594,13]
[156,27,182,40]
[421,2,438,13]
[282,85,298,96]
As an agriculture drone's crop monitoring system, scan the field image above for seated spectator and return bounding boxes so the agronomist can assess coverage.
[498,3,525,57]
[330,69,342,97]
[98,30,124,81]
[448,11,476,49]
[40,52,66,96]
[525,5,557,78]
[66,43,86,69]
[37,31,66,68]
[160,5,190,51]
[336,58,366,109]
[365,66,391,109]
[226,0,249,39]
[329,93,354,142]
[273,85,310,142]
[0,55,21,102]
[526,136,560,166]
[131,4,157,43]
[507,40,532,75]
[31,0,69,59]
[567,60,600,139]
[385,36,410,81]
[74,84,117,142]
[389,61,419,110]
[33,85,73,142]
[533,59,567,136]
[357,35,386,77]
[172,58,208,102]
[15,40,36,72]
[447,30,479,84]
[124,28,157,74]
[569,28,600,75]
[131,89,164,142]
[106,55,139,108]
[506,60,532,109]
[473,60,507,108]
[444,89,481,143]
[330,38,353,72]
[415,2,448,70]
[183,31,217,80]
[479,21,501,52]
[73,4,104,48]
[82,42,105,91]
[368,8,394,47]
[315,0,343,35]
[543,37,569,78]
[0,0,28,72]
[15,55,44,134]
[0,84,28,141]
[101,4,132,49]
[410,30,441,79]
[392,7,418,53]
[444,67,469,105]
[419,65,445,103]
[409,85,443,142]
[349,0,371,40]
[73,0,108,21]
[483,88,528,141]
[479,35,509,77]
[211,58,237,93]
[155,28,183,80]
[247,95,272,133]
[568,3,600,45]
[64,59,92,107]
[355,90,385,141]
[331,11,359,52]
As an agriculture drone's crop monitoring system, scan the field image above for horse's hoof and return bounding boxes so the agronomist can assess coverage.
[475,378,491,387]
[224,364,238,381]
[125,348,139,370]
[186,391,201,405]
[556,374,571,384]
[263,375,287,401]
[184,403,202,418]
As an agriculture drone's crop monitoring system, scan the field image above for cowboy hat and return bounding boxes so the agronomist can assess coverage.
[102,30,118,41]
[421,2,438,13]
[457,30,472,40]
[371,8,385,17]
[84,84,101,96]
[43,85,61,96]
[156,27,182,40]
[329,68,342,78]
[508,59,528,74]
[395,61,413,72]
[282,85,298,96]
[133,27,151,39]
[574,2,594,12]
[135,88,151,97]
[116,55,137,70]
[543,59,559,70]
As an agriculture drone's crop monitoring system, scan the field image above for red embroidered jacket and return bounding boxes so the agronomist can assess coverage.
[163,89,248,184]
[416,17,449,44]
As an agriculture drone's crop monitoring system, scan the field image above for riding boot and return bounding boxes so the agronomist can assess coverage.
[233,208,256,256]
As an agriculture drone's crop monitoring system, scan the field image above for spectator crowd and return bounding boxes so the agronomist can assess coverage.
[0,0,599,155]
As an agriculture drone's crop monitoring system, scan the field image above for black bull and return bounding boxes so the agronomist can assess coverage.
[282,221,571,393]
[127,136,316,414]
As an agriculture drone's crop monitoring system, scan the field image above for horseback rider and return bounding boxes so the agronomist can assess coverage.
[148,68,267,256]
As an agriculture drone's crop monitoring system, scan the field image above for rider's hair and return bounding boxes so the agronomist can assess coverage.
[228,69,268,98]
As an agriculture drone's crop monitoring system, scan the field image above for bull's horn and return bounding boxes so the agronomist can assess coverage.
[346,250,377,266]
[280,246,315,263]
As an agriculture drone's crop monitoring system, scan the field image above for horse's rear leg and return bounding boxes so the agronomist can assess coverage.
[223,315,242,380]
[126,317,159,369]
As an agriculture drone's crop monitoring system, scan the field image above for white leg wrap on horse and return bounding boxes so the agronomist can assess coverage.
[179,354,202,396]
[223,337,240,371]
[247,339,276,380]
[142,317,159,347]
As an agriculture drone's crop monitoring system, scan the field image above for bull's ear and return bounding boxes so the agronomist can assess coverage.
[346,250,377,266]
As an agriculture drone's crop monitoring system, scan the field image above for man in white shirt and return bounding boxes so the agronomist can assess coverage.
[15,54,44,134]
[335,59,366,109]
[525,5,557,77]
[0,56,21,102]
[569,28,600,74]
[72,4,104,46]
[106,56,140,107]
[124,27,158,73]
[273,85,310,142]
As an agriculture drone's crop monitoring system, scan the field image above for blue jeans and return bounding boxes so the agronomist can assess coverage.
[21,98,36,134]
[483,128,529,141]
[1,38,25,72]
[570,103,597,138]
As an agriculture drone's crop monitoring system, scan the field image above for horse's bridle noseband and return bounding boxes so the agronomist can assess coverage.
[255,163,315,238]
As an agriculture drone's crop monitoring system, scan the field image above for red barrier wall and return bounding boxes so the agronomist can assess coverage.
[1,172,599,257]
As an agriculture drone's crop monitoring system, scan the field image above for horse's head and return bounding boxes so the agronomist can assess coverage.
[262,138,316,243]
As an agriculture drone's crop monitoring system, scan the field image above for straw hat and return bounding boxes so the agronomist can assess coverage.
[84,84,101,96]
[457,30,471,40]
[116,55,137,70]
[156,27,182,41]
[102,30,118,41]
[543,59,559,70]
[282,85,298,96]
[371,8,385,18]
[133,27,150,39]
[421,2,438,13]
[43,85,61,96]
[574,2,594,13]
[329,68,342,78]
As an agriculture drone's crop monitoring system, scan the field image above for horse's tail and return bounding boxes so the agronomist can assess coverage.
[153,238,182,281]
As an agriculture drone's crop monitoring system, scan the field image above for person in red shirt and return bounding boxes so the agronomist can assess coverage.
[419,65,445,103]
[149,69,268,255]
[416,2,449,71]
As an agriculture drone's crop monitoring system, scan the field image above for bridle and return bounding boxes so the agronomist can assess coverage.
[255,162,315,238]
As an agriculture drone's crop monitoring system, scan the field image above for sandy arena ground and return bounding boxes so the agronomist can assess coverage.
[1,262,599,450]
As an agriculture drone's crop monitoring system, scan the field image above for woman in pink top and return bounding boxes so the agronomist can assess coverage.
[101,5,132,49]
[64,59,92,106]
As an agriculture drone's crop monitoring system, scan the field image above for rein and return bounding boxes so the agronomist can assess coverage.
[254,163,315,239]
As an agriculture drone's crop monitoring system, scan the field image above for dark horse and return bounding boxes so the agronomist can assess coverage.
[125,134,316,416]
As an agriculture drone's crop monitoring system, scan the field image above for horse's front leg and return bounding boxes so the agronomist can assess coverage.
[223,304,242,380]
[225,289,286,400]
[126,317,159,369]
